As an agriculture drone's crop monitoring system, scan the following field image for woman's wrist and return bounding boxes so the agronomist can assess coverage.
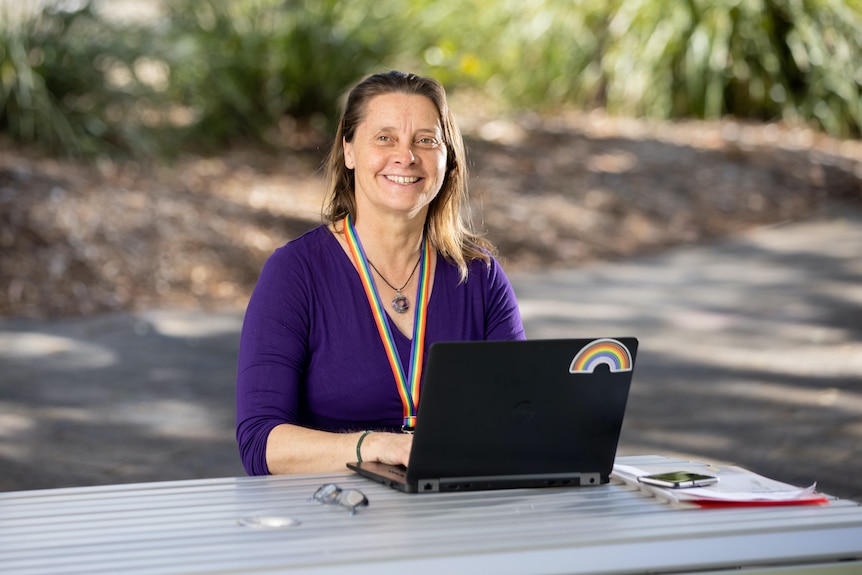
[356,430,374,463]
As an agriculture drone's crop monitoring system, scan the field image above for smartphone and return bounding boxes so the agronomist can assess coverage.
[637,471,719,489]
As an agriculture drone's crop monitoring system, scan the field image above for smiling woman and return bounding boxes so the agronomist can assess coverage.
[343,92,447,223]
[235,71,525,477]
[342,93,446,228]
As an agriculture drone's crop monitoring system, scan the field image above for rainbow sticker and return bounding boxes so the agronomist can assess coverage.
[569,338,633,373]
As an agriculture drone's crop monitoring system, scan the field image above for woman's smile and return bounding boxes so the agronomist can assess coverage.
[385,175,420,185]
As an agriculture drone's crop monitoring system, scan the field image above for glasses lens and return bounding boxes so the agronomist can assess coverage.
[312,483,341,504]
[337,489,369,514]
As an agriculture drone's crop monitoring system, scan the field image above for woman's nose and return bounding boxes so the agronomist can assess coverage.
[393,142,416,164]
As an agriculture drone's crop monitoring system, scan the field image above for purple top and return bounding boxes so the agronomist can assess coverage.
[235,225,525,475]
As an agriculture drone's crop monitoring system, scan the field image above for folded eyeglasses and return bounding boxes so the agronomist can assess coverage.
[311,483,369,515]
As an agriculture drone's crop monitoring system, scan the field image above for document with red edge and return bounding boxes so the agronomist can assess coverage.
[612,462,830,507]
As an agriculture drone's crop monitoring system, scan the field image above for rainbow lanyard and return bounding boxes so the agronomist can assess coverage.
[343,215,431,431]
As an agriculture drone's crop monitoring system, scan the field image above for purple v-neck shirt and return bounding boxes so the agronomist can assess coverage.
[235,225,525,475]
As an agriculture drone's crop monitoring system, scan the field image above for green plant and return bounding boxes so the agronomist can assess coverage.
[1,3,85,154]
[598,0,862,136]
[398,0,862,136]
[384,0,607,111]
[157,0,399,150]
[0,1,163,156]
[3,0,862,156]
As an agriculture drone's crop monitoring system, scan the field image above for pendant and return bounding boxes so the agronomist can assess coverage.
[392,292,409,314]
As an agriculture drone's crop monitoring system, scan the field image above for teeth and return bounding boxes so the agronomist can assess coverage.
[386,175,419,184]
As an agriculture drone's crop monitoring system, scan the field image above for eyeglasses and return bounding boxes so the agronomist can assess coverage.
[311,483,368,515]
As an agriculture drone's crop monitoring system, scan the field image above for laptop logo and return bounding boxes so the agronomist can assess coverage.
[569,338,633,373]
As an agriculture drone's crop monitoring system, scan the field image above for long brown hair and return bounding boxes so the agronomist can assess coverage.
[322,70,493,280]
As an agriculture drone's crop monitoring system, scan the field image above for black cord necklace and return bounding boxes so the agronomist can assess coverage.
[367,256,421,313]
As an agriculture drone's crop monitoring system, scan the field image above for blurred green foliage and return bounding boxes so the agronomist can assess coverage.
[2,0,861,157]
[593,0,862,136]
[155,0,397,151]
[0,2,156,156]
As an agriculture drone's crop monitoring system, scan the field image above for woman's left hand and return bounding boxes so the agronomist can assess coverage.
[361,432,413,467]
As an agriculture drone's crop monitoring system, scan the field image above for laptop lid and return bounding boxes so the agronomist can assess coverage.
[348,337,638,493]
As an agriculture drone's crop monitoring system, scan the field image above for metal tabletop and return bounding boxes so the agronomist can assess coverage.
[2,455,861,575]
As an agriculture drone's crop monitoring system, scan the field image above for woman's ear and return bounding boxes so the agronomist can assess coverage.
[343,137,355,170]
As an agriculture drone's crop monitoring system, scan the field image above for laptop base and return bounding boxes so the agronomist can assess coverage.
[348,461,604,494]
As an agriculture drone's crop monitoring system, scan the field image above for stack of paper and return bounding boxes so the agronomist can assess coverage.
[613,462,830,507]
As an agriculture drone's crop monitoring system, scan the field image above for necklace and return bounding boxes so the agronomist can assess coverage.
[366,255,421,313]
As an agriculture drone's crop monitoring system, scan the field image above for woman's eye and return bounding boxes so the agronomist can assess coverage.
[418,137,437,146]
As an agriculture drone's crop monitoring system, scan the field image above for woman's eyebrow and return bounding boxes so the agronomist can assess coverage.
[372,126,441,135]
[415,126,443,135]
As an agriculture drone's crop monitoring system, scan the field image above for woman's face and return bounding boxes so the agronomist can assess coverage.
[344,93,447,220]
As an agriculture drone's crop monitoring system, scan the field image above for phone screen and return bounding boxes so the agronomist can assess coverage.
[637,471,719,489]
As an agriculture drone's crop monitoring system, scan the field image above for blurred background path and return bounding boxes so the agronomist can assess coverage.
[2,203,860,500]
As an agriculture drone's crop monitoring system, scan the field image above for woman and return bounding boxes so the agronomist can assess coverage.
[236,71,525,476]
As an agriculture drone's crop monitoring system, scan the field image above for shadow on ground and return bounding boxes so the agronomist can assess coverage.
[0,311,246,490]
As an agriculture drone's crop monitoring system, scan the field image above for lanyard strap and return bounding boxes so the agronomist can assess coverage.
[343,215,431,430]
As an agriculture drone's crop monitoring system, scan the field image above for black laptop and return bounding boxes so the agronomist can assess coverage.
[347,337,638,493]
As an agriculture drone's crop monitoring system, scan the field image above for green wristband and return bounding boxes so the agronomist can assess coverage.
[356,430,373,463]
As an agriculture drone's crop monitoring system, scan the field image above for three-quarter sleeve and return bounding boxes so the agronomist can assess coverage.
[235,246,310,476]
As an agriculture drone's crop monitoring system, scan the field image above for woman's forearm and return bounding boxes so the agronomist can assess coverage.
[265,424,412,475]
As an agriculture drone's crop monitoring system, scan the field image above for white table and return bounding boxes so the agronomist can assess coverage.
[2,455,861,574]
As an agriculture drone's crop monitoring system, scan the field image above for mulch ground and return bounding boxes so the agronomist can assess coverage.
[2,111,860,319]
